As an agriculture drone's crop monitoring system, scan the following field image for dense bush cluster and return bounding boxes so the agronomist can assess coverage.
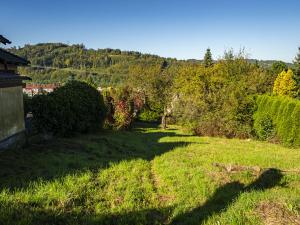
[31,81,106,136]
[254,95,300,146]
[172,56,272,138]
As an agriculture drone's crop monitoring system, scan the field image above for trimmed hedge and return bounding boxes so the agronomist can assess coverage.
[254,95,300,146]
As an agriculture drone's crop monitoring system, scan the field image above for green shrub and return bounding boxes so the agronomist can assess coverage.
[31,81,106,136]
[254,95,300,146]
[138,109,160,122]
[253,113,275,140]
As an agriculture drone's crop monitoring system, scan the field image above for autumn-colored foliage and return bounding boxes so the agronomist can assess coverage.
[273,69,298,98]
[103,86,145,130]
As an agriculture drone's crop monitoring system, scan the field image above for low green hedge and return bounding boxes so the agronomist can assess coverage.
[254,95,300,146]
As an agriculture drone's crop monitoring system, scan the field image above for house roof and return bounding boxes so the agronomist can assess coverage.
[0,71,31,81]
[0,48,30,66]
[25,83,60,89]
[0,35,11,45]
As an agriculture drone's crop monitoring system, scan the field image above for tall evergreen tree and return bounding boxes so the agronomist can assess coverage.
[160,60,169,72]
[271,61,287,75]
[294,47,300,82]
[203,48,213,67]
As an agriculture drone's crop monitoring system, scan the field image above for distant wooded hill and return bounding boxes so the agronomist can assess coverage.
[8,43,292,86]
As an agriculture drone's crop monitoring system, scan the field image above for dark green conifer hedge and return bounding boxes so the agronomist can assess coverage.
[254,95,300,146]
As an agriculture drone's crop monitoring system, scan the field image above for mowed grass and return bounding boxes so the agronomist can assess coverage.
[0,123,300,225]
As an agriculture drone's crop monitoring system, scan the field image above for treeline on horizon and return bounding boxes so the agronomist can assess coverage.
[9,43,293,86]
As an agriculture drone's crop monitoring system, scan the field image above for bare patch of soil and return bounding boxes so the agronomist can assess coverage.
[257,201,300,225]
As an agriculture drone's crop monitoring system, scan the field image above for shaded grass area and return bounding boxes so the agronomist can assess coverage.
[0,123,299,224]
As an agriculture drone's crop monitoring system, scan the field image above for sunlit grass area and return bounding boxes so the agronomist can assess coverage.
[0,123,299,225]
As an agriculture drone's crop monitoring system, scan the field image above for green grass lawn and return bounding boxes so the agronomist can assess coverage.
[0,123,300,225]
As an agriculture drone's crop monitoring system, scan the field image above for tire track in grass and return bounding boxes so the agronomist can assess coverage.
[150,159,168,203]
[149,159,174,224]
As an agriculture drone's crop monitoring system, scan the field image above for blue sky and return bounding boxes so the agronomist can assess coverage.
[1,0,300,62]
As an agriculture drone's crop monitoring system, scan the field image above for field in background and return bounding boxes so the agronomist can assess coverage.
[0,123,299,225]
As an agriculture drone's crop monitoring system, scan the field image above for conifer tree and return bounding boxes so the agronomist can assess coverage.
[273,69,298,98]
[271,61,287,75]
[294,47,300,82]
[203,48,213,67]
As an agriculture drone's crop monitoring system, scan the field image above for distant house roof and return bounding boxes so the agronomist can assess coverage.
[25,83,60,89]
[0,35,11,45]
[0,48,30,66]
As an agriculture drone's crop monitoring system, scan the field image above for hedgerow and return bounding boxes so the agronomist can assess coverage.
[254,95,300,146]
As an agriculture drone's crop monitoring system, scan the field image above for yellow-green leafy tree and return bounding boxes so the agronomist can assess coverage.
[273,69,298,98]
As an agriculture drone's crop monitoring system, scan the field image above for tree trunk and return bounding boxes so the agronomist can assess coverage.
[161,106,167,129]
[161,114,166,129]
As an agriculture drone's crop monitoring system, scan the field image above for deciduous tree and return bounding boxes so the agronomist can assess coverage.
[273,69,298,98]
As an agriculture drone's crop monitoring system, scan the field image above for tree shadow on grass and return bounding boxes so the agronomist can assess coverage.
[0,169,283,225]
[0,122,284,225]
[0,201,172,225]
[0,123,200,190]
[171,168,283,225]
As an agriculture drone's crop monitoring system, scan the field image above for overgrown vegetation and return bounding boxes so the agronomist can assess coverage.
[172,53,272,138]
[0,124,299,225]
[254,95,300,146]
[19,45,300,142]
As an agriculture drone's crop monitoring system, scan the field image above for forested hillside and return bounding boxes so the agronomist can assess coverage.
[8,43,291,86]
[9,43,177,86]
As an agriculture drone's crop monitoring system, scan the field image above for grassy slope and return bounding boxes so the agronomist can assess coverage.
[0,124,299,225]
